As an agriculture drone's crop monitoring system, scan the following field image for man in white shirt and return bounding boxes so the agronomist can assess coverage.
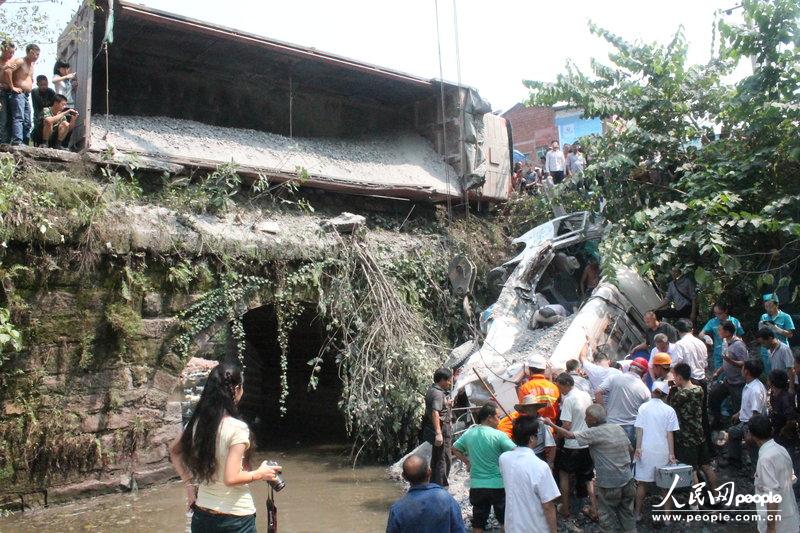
[673,319,709,381]
[726,359,768,468]
[545,139,566,184]
[758,327,796,394]
[634,380,680,521]
[747,414,800,533]
[499,416,560,533]
[649,333,680,362]
[580,346,620,400]
[597,357,651,447]
[553,373,596,521]
[566,359,593,395]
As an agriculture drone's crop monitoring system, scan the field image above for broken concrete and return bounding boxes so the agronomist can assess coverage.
[322,212,366,233]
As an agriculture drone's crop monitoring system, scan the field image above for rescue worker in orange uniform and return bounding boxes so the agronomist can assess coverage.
[517,355,560,421]
[497,394,557,468]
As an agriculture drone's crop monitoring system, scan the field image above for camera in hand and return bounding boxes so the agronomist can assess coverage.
[264,460,285,492]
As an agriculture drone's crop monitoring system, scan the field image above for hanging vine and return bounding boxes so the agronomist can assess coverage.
[272,263,305,415]
[169,232,463,459]
[170,272,272,366]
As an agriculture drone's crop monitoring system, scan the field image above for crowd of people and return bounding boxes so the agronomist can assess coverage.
[394,291,799,532]
[1,40,79,150]
[512,140,587,195]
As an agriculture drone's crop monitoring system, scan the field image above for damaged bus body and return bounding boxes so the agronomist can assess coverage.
[452,212,661,413]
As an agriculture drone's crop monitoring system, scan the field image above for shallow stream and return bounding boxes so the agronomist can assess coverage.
[0,444,402,532]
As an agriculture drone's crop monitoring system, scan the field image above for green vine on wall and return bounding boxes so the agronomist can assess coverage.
[273,263,304,415]
[169,235,455,460]
[171,272,272,366]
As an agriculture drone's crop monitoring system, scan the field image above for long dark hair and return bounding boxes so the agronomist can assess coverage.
[179,363,245,484]
[53,59,70,76]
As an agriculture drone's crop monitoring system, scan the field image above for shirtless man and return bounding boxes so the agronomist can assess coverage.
[0,41,16,143]
[3,43,40,145]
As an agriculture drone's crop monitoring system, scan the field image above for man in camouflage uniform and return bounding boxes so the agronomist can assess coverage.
[670,363,718,491]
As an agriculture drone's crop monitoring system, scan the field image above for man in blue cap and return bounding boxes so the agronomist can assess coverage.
[758,293,795,373]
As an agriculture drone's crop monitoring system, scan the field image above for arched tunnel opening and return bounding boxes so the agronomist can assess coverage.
[237,304,346,448]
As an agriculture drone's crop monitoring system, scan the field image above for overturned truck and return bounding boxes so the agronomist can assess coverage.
[59,0,513,202]
[451,212,661,413]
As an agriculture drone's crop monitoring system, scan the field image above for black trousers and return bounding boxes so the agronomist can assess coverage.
[709,381,744,431]
[469,488,506,529]
[430,439,451,487]
[656,306,692,320]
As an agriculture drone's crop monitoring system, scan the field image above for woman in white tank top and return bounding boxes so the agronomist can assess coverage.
[170,363,281,532]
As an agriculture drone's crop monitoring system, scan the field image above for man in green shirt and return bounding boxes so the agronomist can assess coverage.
[759,293,795,374]
[38,94,78,149]
[452,402,516,533]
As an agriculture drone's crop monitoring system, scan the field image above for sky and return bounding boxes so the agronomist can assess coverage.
[8,0,747,112]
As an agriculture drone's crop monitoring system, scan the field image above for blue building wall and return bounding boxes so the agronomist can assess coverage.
[555,112,603,145]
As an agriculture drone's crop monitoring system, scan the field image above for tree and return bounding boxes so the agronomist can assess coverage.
[524,0,800,311]
[0,2,54,47]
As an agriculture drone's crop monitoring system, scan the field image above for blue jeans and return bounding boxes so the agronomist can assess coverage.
[8,92,31,145]
[190,507,256,533]
[621,424,636,449]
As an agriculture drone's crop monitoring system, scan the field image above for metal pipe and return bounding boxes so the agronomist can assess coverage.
[473,368,511,418]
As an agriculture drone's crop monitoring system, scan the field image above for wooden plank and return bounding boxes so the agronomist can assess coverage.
[83,151,185,174]
[479,114,511,201]
[0,144,82,163]
[78,2,94,151]
[56,1,95,150]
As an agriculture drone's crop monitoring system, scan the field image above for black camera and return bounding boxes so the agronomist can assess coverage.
[264,460,285,492]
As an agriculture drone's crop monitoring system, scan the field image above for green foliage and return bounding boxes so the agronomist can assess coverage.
[98,149,144,202]
[0,157,105,247]
[502,187,593,237]
[171,272,272,366]
[105,303,142,354]
[251,166,315,214]
[119,265,150,303]
[167,261,195,291]
[525,0,800,306]
[204,163,242,214]
[170,235,455,461]
[0,308,23,381]
[0,3,53,47]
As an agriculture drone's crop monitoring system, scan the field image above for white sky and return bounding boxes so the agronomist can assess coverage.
[11,0,746,112]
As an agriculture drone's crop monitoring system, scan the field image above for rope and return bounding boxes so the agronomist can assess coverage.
[104,42,109,119]
[433,0,452,223]
[452,0,468,219]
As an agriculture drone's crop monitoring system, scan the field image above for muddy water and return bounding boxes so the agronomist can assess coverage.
[0,445,402,533]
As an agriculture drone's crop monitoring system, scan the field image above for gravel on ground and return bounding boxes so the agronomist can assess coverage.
[90,115,458,197]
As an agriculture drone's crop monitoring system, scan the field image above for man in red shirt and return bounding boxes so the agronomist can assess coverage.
[517,355,560,420]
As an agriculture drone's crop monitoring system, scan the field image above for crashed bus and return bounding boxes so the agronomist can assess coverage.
[450,212,661,416]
